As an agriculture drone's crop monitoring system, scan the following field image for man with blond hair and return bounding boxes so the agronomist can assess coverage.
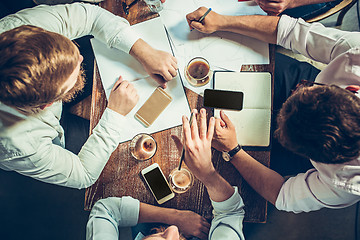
[0,3,178,189]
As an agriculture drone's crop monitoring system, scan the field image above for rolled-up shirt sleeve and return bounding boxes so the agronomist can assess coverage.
[276,15,360,64]
[86,196,140,240]
[275,169,360,213]
[209,187,245,240]
[0,2,140,53]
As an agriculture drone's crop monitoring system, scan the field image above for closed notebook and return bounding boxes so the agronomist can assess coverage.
[214,72,272,147]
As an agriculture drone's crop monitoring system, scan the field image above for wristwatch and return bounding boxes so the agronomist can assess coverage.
[222,144,242,162]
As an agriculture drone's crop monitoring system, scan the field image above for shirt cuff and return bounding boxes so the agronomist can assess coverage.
[112,25,140,53]
[211,187,243,212]
[90,196,140,227]
[118,196,140,226]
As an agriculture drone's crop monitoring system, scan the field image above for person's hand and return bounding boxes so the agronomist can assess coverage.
[212,110,238,152]
[107,76,139,116]
[186,7,226,34]
[140,48,177,88]
[182,109,216,183]
[254,0,294,16]
[173,209,210,239]
[130,39,178,88]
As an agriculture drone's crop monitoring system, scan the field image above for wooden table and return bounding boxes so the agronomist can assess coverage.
[85,0,275,223]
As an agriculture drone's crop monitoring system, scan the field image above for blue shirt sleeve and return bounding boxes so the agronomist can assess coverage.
[209,187,246,240]
[86,196,140,240]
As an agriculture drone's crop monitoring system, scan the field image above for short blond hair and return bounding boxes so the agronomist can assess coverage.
[0,25,80,108]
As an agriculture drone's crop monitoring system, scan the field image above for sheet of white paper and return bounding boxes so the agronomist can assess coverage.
[218,109,271,146]
[214,72,272,146]
[160,0,269,94]
[214,72,272,109]
[91,17,190,143]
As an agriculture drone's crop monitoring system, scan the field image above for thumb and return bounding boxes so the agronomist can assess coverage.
[111,76,124,91]
[220,110,233,128]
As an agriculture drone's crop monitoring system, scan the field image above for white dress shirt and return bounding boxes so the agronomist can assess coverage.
[86,187,245,240]
[0,3,141,189]
[275,15,360,213]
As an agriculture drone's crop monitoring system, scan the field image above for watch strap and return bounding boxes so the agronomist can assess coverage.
[228,144,242,157]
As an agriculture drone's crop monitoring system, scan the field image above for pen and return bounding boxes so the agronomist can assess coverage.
[108,75,151,91]
[178,112,194,170]
[198,8,212,23]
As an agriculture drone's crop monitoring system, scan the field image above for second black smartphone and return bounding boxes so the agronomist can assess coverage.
[203,89,244,110]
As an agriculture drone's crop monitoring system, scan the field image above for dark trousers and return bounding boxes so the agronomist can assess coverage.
[61,36,95,154]
[270,53,321,176]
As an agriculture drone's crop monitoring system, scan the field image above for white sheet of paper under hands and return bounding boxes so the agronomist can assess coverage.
[91,18,190,143]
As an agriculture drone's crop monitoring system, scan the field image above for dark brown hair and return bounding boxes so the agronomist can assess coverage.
[275,85,360,164]
[0,25,80,108]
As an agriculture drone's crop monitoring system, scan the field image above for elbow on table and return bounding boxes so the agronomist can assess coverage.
[65,174,99,189]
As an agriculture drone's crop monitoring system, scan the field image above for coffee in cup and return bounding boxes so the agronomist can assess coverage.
[185,57,211,87]
[130,133,157,161]
[169,168,194,193]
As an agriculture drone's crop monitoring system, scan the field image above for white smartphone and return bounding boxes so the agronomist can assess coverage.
[141,163,175,204]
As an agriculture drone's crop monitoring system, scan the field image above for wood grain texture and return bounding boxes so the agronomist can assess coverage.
[68,95,92,120]
[85,0,275,223]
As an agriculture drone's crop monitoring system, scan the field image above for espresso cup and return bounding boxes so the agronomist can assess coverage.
[169,168,194,194]
[185,57,211,87]
[129,133,157,161]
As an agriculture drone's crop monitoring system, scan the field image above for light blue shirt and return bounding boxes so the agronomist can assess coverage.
[86,187,245,240]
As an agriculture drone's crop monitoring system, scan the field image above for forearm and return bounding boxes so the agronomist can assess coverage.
[129,39,150,62]
[138,202,178,225]
[202,172,235,203]
[219,15,280,44]
[231,150,284,205]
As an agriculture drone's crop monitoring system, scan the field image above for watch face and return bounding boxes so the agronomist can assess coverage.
[222,152,231,162]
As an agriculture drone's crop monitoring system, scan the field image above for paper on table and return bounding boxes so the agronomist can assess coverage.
[160,0,269,95]
[91,17,190,143]
[214,72,272,147]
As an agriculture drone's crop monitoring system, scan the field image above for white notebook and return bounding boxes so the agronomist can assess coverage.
[214,72,272,147]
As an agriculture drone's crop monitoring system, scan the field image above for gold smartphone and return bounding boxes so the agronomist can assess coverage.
[135,87,172,127]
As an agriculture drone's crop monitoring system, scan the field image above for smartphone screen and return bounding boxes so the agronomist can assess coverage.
[203,89,243,110]
[143,167,173,201]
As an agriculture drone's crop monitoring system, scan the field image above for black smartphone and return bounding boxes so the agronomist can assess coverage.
[203,89,244,110]
[141,163,175,204]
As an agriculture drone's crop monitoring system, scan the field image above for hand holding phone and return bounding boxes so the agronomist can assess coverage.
[141,163,175,204]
